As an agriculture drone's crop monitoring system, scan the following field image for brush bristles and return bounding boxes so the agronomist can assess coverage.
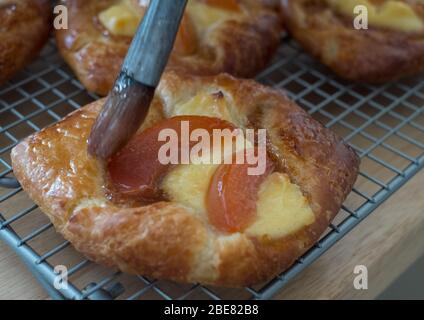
[88,76,155,160]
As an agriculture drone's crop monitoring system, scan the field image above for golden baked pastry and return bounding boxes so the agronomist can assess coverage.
[55,0,283,96]
[11,72,359,287]
[0,0,51,85]
[281,0,424,82]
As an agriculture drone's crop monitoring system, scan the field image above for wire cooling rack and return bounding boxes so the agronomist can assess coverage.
[1,38,424,300]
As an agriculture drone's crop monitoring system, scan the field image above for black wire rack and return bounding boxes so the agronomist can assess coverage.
[0,38,423,300]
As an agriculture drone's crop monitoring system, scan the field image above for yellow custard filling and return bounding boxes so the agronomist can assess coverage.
[246,173,315,238]
[327,0,424,32]
[98,0,143,36]
[98,0,242,37]
[169,91,244,126]
[186,1,239,35]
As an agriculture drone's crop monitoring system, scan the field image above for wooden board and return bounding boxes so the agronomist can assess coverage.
[0,240,49,299]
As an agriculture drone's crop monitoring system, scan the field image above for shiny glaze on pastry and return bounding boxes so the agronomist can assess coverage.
[0,0,51,85]
[281,0,424,82]
[56,0,283,95]
[12,71,359,286]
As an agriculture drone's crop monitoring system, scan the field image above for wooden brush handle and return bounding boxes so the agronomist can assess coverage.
[122,0,188,87]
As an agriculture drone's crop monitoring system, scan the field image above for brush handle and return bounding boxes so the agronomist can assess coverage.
[122,0,188,87]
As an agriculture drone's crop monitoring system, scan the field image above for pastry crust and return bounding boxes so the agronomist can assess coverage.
[0,0,51,85]
[281,0,424,82]
[55,0,283,96]
[11,72,359,287]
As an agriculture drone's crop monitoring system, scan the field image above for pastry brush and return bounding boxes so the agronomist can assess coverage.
[88,0,188,159]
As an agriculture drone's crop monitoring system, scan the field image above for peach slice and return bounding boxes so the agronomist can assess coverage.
[107,116,235,201]
[207,151,274,233]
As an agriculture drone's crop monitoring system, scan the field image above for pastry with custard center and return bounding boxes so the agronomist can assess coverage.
[281,0,424,82]
[11,72,359,286]
[56,0,283,95]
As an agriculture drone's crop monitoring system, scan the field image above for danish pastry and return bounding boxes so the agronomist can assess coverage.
[55,0,283,96]
[11,72,359,287]
[0,0,51,85]
[281,0,424,82]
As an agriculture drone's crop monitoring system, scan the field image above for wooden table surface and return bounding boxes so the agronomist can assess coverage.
[1,169,423,300]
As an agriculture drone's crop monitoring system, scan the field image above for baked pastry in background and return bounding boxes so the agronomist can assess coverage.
[281,0,424,82]
[55,0,283,96]
[0,0,51,85]
[12,71,359,287]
